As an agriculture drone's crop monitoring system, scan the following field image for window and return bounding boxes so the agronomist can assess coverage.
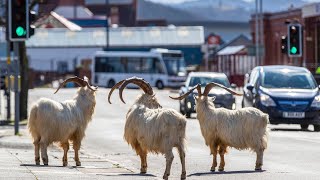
[57,61,68,73]
[152,58,165,74]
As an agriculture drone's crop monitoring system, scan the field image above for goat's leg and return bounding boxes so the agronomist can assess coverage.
[73,140,81,166]
[255,149,264,170]
[134,141,148,173]
[210,144,218,171]
[61,142,69,166]
[40,141,49,165]
[33,137,40,165]
[218,145,226,171]
[163,150,174,180]
[177,145,186,180]
[139,151,148,174]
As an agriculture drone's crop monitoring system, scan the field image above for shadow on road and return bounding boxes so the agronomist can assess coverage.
[270,128,313,132]
[21,164,64,168]
[188,170,265,177]
[97,173,157,177]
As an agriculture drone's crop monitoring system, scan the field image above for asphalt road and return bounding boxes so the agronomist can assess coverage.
[28,88,320,180]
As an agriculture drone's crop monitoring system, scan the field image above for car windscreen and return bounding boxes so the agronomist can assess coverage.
[261,71,317,89]
[188,76,230,87]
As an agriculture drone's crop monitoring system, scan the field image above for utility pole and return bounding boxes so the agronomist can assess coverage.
[106,0,109,51]
[255,0,259,63]
[14,42,20,135]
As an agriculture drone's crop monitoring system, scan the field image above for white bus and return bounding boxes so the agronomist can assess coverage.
[92,49,187,89]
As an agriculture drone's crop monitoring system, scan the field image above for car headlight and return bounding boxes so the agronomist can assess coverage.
[311,95,320,108]
[260,93,276,107]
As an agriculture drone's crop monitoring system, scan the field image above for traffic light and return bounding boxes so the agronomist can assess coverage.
[9,0,29,41]
[29,10,36,37]
[287,24,302,57]
[281,36,287,54]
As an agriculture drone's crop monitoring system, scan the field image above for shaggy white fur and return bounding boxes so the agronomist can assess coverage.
[195,96,269,171]
[28,87,96,166]
[119,92,187,180]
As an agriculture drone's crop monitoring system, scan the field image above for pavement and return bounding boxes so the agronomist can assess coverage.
[0,125,159,179]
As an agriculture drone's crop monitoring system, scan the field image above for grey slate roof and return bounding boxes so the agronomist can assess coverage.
[26,26,204,48]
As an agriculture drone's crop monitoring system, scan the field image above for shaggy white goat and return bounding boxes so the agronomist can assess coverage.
[28,76,97,166]
[108,77,187,180]
[170,83,268,171]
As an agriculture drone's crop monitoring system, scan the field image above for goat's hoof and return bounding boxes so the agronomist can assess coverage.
[181,172,186,179]
[210,167,215,172]
[255,167,262,171]
[76,161,81,166]
[43,163,48,166]
[35,161,40,165]
[140,170,147,174]
[218,168,224,172]
[163,174,169,180]
[63,162,68,166]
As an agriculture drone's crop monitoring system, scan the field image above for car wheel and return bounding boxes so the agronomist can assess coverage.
[107,79,115,88]
[300,124,309,130]
[180,102,185,115]
[156,80,164,90]
[186,111,191,118]
[313,124,320,132]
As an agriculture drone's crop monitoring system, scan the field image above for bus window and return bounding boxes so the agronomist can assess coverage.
[127,57,141,73]
[95,57,107,72]
[152,58,165,74]
[107,57,125,73]
[141,57,153,73]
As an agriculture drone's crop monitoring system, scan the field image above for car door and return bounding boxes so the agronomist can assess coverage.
[243,68,259,107]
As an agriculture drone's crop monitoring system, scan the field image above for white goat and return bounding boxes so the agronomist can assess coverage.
[170,83,268,171]
[108,77,187,180]
[28,76,97,166]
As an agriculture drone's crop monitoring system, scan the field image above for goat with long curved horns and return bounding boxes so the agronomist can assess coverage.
[108,77,187,180]
[28,76,97,166]
[170,82,268,171]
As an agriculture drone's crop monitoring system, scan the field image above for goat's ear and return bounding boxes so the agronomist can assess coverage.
[193,94,199,101]
[208,96,216,101]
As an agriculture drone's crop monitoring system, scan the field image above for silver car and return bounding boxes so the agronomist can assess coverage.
[178,72,236,118]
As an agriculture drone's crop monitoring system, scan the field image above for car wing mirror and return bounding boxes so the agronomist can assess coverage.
[246,84,254,91]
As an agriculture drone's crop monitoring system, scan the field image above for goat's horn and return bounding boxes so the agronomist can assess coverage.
[54,76,86,94]
[83,77,98,92]
[169,84,201,100]
[203,82,243,96]
[107,80,125,104]
[119,77,153,104]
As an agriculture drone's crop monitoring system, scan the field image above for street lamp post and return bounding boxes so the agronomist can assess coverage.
[106,0,109,51]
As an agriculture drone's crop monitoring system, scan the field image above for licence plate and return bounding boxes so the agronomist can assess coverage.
[283,112,305,118]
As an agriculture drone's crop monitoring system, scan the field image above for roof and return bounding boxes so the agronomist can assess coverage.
[85,0,133,5]
[189,72,227,78]
[50,12,82,31]
[95,51,161,57]
[26,26,204,48]
[54,6,94,19]
[217,45,245,55]
[259,65,310,73]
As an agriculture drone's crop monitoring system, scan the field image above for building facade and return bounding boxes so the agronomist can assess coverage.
[250,3,320,74]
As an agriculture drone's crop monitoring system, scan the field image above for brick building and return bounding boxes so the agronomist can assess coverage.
[250,3,320,74]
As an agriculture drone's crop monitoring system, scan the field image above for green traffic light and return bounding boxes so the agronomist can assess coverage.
[16,26,26,37]
[290,46,297,54]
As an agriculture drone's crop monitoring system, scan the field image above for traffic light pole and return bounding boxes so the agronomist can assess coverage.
[6,42,11,121]
[13,42,20,135]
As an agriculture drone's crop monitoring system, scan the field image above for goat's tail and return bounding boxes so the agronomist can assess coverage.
[28,104,38,139]
[261,113,269,150]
